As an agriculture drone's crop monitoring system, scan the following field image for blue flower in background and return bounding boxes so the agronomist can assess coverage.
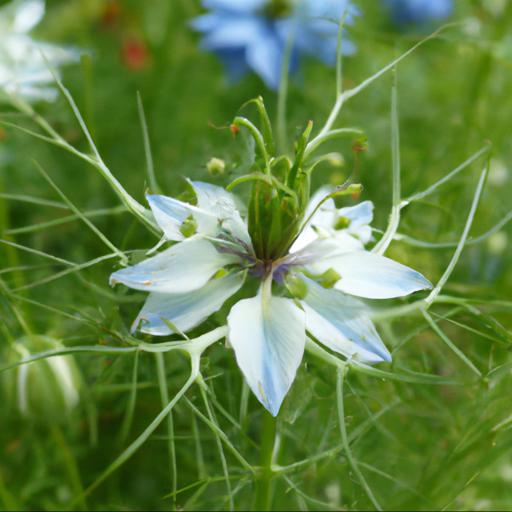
[192,0,357,90]
[384,0,453,26]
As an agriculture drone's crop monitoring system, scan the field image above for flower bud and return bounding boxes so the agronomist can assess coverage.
[3,336,81,423]
[206,157,226,177]
[488,232,507,255]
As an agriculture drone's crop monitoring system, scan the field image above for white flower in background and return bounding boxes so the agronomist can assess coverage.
[0,0,78,102]
[111,180,431,416]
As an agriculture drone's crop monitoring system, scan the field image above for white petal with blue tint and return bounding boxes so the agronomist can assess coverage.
[288,238,360,270]
[147,194,216,241]
[301,278,391,363]
[290,187,336,253]
[110,238,238,294]
[338,200,374,244]
[134,272,245,336]
[227,286,305,416]
[310,249,432,299]
[190,180,252,246]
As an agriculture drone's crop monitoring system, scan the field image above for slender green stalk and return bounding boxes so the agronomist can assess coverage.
[155,353,177,509]
[198,381,234,511]
[335,11,348,97]
[72,357,200,505]
[33,160,127,263]
[276,25,295,154]
[51,426,88,511]
[425,165,488,306]
[404,144,490,205]
[312,22,459,144]
[336,368,382,511]
[254,411,277,511]
[422,309,482,378]
[373,67,400,256]
[137,92,160,193]
[119,351,140,444]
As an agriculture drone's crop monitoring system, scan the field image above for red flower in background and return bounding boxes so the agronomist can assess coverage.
[122,37,149,71]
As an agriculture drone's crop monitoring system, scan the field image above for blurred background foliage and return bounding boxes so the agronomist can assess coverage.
[1,0,512,510]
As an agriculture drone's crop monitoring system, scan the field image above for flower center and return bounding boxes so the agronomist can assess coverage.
[264,0,293,18]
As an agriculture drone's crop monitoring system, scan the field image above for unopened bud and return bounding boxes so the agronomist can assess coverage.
[207,157,226,177]
[4,336,81,423]
[488,232,507,255]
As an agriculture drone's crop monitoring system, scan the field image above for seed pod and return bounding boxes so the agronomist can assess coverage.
[3,336,81,423]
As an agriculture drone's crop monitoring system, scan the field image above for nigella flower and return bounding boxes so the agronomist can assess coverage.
[111,183,431,415]
[191,0,357,90]
[0,0,79,102]
[384,0,453,27]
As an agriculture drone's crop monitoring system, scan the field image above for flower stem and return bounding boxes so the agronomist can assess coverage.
[254,411,276,511]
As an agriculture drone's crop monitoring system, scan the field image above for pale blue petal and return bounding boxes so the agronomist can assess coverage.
[227,288,305,416]
[301,277,391,363]
[202,0,266,14]
[198,16,266,49]
[134,272,245,336]
[327,250,432,299]
[245,29,284,90]
[190,13,225,32]
[216,48,250,81]
[110,238,238,294]
[301,0,358,20]
[385,0,453,25]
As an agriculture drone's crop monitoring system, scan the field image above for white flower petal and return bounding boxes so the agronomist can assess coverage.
[287,237,361,269]
[110,238,238,294]
[190,180,252,246]
[290,187,335,253]
[338,200,374,227]
[227,287,305,416]
[322,250,432,299]
[338,200,374,244]
[147,194,216,241]
[8,0,44,33]
[134,272,245,336]
[301,277,391,363]
[330,231,366,252]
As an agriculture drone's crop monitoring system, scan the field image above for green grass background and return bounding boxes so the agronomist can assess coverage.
[1,0,512,509]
